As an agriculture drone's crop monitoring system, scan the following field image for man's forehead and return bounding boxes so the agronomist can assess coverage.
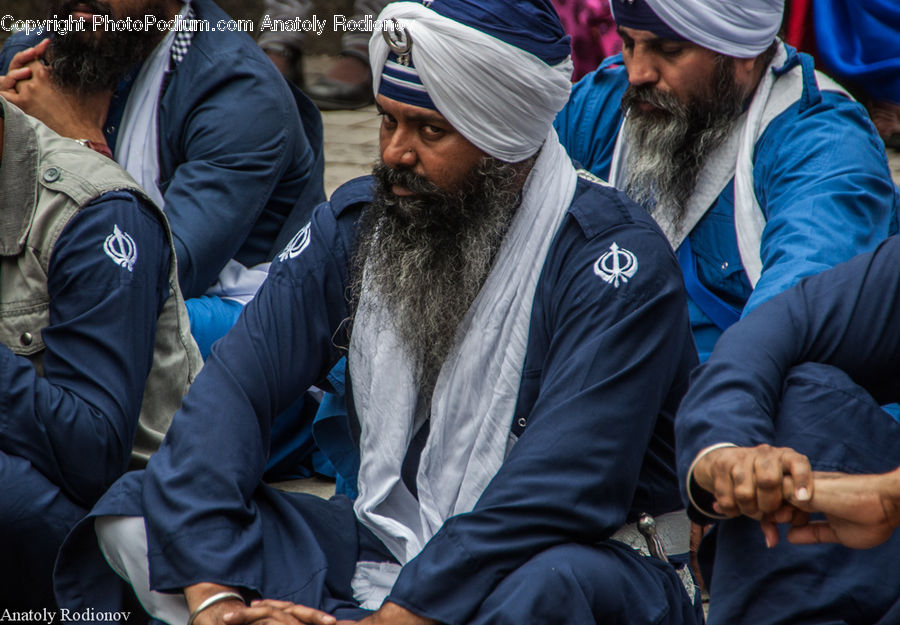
[617,25,688,45]
[376,95,450,125]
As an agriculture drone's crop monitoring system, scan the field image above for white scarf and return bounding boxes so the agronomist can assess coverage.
[115,4,188,208]
[349,132,577,608]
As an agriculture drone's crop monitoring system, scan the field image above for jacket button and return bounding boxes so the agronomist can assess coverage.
[517,417,527,428]
[42,167,60,183]
[20,332,34,346]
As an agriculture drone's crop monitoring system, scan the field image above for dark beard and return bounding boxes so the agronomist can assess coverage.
[47,0,169,94]
[620,56,746,229]
[350,157,525,395]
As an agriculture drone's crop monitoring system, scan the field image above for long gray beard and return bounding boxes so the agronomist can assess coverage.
[621,57,745,231]
[351,157,525,395]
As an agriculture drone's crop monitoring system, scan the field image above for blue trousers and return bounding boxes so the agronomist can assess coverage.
[0,452,86,609]
[190,492,701,625]
[56,480,701,624]
[703,362,900,625]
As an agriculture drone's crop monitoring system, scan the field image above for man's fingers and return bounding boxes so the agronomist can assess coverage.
[730,458,762,516]
[223,606,305,625]
[760,517,780,548]
[0,89,23,106]
[784,451,813,503]
[284,605,337,625]
[754,448,787,514]
[9,39,50,71]
[242,601,336,625]
[252,600,296,609]
[786,522,839,545]
[34,38,51,56]
[0,67,33,92]
[712,471,740,516]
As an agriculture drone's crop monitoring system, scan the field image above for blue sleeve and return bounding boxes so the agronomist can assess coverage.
[676,236,900,518]
[141,203,356,591]
[814,0,900,103]
[0,192,169,507]
[554,59,627,179]
[388,208,696,625]
[746,89,899,314]
[159,50,317,298]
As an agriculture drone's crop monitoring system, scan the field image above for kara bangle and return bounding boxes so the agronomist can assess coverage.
[686,443,739,519]
[187,591,246,625]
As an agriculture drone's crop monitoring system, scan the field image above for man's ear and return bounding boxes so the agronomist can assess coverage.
[734,55,764,95]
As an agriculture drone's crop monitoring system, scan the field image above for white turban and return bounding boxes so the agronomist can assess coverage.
[644,0,782,58]
[369,2,573,162]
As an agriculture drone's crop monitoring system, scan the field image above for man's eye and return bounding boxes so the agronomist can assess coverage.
[422,124,444,137]
[659,45,685,57]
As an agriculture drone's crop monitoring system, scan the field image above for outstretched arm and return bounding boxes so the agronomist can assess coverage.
[785,469,900,549]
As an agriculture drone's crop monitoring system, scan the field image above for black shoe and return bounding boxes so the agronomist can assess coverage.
[305,74,374,110]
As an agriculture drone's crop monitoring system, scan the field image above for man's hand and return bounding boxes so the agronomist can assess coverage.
[0,38,50,91]
[206,598,436,625]
[692,444,813,545]
[785,469,900,549]
[0,44,111,144]
[220,599,337,625]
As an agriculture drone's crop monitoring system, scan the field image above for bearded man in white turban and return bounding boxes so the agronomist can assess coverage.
[53,1,704,624]
[557,1,900,623]
[557,0,898,360]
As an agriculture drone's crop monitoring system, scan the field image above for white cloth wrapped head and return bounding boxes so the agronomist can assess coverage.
[369,0,574,162]
[610,0,784,58]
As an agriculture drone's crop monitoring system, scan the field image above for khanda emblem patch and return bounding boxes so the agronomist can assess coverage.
[278,222,312,262]
[383,17,413,65]
[104,224,137,272]
[594,242,638,288]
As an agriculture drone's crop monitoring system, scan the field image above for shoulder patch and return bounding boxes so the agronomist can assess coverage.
[576,169,612,188]
[278,222,312,262]
[330,176,375,217]
[104,224,137,272]
[594,242,638,288]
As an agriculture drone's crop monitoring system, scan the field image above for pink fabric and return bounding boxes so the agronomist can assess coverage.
[553,0,621,81]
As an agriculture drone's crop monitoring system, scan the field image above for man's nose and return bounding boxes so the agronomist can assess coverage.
[626,49,660,87]
[381,130,418,169]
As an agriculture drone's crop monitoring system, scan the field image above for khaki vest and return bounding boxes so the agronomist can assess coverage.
[0,101,203,466]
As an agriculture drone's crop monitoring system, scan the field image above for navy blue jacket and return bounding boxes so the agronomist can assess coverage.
[57,175,697,623]
[676,235,900,519]
[0,193,170,507]
[0,0,326,298]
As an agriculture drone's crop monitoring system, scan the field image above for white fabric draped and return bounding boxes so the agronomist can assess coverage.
[349,131,577,608]
[115,5,186,209]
